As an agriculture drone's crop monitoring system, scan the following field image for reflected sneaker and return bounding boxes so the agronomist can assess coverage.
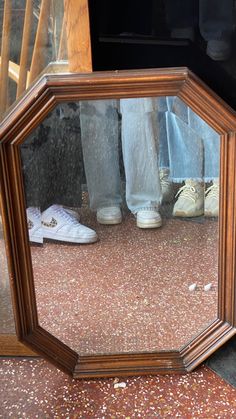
[63,207,80,221]
[136,210,162,229]
[26,207,43,244]
[205,180,219,217]
[97,206,122,225]
[160,168,174,203]
[42,204,98,244]
[206,39,231,61]
[173,180,204,217]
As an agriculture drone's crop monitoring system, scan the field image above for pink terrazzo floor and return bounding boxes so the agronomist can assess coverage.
[0,358,236,418]
[28,209,218,356]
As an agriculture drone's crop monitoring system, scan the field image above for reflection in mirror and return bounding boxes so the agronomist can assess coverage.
[0,193,15,334]
[20,96,219,355]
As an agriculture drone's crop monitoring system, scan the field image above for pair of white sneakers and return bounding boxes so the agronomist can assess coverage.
[160,169,219,217]
[173,179,219,217]
[97,207,162,229]
[27,205,98,245]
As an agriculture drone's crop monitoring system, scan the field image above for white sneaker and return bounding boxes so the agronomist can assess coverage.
[97,206,122,225]
[42,205,98,244]
[205,180,219,217]
[63,207,80,221]
[173,180,204,217]
[136,210,162,229]
[160,168,174,203]
[26,207,43,244]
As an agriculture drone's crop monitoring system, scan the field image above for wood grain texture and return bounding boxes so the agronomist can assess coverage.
[0,68,236,377]
[28,0,51,85]
[17,0,33,97]
[0,335,36,356]
[57,14,67,61]
[64,0,92,72]
[0,0,12,118]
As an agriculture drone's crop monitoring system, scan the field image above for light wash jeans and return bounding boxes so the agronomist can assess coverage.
[80,99,161,213]
[120,98,161,213]
[157,97,220,182]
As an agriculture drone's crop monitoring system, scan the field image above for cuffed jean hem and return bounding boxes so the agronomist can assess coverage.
[90,199,122,212]
[205,177,219,182]
[132,205,160,215]
[171,177,204,183]
[160,166,170,171]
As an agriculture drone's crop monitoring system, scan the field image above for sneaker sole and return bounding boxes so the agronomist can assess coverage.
[29,240,43,246]
[206,47,230,61]
[137,219,162,229]
[97,216,122,225]
[204,211,219,217]
[173,209,204,217]
[43,232,98,244]
[29,235,43,245]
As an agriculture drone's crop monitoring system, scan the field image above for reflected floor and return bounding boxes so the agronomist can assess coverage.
[31,207,218,355]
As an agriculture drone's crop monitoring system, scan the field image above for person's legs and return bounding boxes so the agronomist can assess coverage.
[187,107,220,182]
[156,97,174,202]
[165,0,197,33]
[120,98,162,228]
[204,134,220,217]
[199,0,234,60]
[166,112,204,183]
[80,100,122,220]
[166,100,205,217]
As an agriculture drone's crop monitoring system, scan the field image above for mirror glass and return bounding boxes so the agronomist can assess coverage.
[20,96,220,355]
[0,194,15,334]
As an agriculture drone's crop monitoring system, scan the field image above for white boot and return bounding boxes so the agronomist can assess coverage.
[173,180,204,217]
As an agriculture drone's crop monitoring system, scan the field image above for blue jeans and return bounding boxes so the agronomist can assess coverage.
[165,0,233,41]
[80,99,161,213]
[157,97,220,182]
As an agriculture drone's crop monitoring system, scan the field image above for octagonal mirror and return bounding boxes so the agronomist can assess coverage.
[1,67,236,378]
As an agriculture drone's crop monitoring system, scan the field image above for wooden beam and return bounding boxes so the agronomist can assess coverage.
[64,0,92,72]
[0,0,12,118]
[57,13,67,60]
[17,0,33,97]
[28,0,51,85]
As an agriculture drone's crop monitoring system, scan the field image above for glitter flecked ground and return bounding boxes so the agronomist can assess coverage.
[30,209,218,355]
[1,358,236,418]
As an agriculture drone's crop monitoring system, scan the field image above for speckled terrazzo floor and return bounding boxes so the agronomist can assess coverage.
[1,358,236,418]
[30,209,218,355]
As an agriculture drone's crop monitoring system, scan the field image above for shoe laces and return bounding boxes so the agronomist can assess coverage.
[175,183,199,203]
[53,205,79,225]
[160,171,171,188]
[205,183,219,199]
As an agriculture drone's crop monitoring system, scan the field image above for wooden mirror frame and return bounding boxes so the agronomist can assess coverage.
[1,67,236,378]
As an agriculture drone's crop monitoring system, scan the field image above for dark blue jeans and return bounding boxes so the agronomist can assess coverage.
[165,0,233,40]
